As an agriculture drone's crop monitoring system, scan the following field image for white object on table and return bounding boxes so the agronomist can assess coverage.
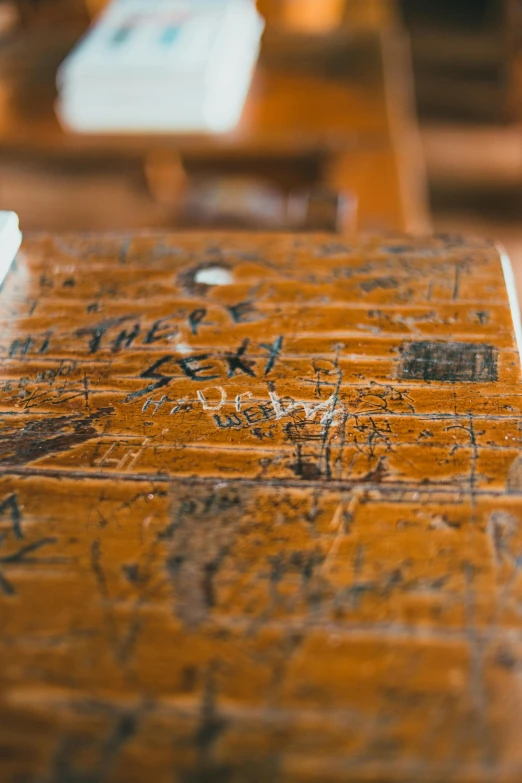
[0,211,21,286]
[57,0,264,134]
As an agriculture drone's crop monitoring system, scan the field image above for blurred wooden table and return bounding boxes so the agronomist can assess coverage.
[0,21,429,232]
[1,230,521,782]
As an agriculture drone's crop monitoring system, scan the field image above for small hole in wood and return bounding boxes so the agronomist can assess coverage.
[194,267,233,286]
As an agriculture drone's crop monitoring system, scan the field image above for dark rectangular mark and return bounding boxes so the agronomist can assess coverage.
[400,341,497,382]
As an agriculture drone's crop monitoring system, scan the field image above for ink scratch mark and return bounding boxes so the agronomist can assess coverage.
[360,277,399,293]
[321,491,361,576]
[46,712,137,783]
[487,511,518,568]
[0,493,22,539]
[0,407,113,465]
[0,537,61,596]
[91,538,120,658]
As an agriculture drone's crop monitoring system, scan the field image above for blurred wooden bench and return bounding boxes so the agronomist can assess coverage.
[0,5,429,233]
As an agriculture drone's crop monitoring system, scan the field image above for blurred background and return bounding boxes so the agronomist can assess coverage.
[0,0,521,304]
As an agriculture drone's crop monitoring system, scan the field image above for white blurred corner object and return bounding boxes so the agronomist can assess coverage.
[0,211,21,286]
[499,245,522,366]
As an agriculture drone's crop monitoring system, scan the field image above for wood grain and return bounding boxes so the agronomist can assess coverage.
[0,232,521,782]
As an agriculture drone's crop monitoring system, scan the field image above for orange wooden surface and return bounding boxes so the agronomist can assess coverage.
[0,26,429,233]
[0,231,521,782]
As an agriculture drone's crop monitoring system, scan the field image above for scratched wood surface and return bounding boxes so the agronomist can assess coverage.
[0,232,521,783]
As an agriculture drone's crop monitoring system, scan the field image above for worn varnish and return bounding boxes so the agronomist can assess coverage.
[0,232,521,782]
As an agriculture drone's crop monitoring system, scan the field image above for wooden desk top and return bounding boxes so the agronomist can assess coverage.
[0,28,429,233]
[2,231,518,782]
